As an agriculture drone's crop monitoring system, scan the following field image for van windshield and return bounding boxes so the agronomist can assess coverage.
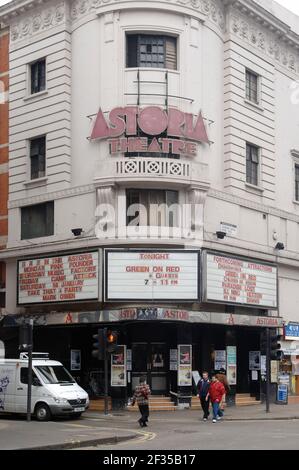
[35,366,75,384]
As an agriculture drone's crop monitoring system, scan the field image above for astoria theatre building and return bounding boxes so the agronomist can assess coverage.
[1,0,299,407]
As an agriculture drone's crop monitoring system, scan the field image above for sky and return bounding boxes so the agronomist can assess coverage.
[0,0,298,16]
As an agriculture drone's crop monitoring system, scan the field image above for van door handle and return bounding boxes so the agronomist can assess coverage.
[17,387,23,390]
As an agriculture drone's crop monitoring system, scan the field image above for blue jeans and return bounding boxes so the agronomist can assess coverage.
[212,402,220,420]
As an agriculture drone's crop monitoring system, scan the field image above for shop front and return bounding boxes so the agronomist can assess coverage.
[280,323,299,396]
[0,247,283,408]
[1,308,283,408]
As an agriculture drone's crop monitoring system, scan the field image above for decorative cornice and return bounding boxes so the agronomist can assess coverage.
[7,1,68,43]
[70,0,225,31]
[228,11,299,75]
[8,183,95,208]
[1,0,226,33]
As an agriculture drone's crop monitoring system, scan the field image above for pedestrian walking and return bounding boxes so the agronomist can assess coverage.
[131,376,151,427]
[197,371,210,421]
[216,368,230,417]
[207,373,225,423]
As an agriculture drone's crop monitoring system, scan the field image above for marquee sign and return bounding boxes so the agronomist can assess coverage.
[105,249,199,302]
[204,252,278,309]
[90,106,209,157]
[18,252,99,304]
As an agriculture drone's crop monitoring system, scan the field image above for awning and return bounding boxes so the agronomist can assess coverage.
[1,309,284,328]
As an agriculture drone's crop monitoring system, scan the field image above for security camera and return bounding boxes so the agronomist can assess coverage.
[216,231,227,240]
[71,228,83,237]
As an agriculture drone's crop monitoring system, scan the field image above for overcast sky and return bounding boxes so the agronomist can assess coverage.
[0,0,298,18]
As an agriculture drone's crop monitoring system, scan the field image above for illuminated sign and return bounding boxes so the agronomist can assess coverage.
[18,252,99,304]
[105,250,199,301]
[204,253,278,309]
[90,106,209,157]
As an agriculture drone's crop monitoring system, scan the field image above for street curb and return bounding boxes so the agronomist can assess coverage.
[225,416,299,421]
[15,433,137,451]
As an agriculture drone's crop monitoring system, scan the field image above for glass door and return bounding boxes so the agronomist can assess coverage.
[131,342,168,394]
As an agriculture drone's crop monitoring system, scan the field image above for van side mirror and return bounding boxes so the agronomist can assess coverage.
[33,377,42,387]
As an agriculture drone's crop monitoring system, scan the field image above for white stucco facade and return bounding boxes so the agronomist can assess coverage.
[0,0,299,326]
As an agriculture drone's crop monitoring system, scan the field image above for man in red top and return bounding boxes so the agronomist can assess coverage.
[207,373,226,423]
[131,376,151,427]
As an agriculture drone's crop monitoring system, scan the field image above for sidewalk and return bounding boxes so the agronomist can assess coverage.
[0,416,137,450]
[85,402,299,422]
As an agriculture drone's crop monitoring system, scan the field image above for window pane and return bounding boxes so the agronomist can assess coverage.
[31,59,46,94]
[127,34,177,70]
[246,144,259,186]
[21,202,54,240]
[246,70,258,103]
[30,136,46,180]
[295,166,299,201]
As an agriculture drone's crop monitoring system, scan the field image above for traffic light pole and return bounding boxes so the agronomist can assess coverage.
[266,327,271,413]
[26,319,34,422]
[104,345,109,415]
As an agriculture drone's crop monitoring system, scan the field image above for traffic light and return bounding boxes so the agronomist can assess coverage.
[270,332,283,361]
[106,330,118,353]
[92,328,105,360]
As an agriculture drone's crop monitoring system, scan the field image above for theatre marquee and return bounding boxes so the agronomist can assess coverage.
[105,250,199,302]
[203,252,278,309]
[17,252,99,305]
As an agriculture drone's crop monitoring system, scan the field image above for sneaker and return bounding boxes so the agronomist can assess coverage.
[212,419,217,423]
[216,416,221,421]
[203,418,207,422]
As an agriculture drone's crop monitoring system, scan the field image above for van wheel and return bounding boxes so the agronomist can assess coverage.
[35,403,51,422]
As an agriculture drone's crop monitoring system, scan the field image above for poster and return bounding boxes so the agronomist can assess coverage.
[261,355,266,375]
[252,370,258,381]
[70,350,81,371]
[126,349,132,371]
[192,371,201,386]
[271,360,278,383]
[226,346,237,385]
[111,345,126,387]
[178,365,192,386]
[178,345,192,386]
[227,365,237,385]
[215,350,226,371]
[170,349,178,371]
[249,351,261,370]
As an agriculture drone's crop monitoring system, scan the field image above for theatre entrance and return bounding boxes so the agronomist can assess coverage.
[131,342,168,395]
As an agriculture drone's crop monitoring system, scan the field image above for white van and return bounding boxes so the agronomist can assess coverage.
[0,353,89,421]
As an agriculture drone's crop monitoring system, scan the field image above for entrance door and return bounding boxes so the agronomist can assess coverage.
[132,342,168,395]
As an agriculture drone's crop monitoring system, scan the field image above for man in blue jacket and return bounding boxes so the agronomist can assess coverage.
[197,371,210,421]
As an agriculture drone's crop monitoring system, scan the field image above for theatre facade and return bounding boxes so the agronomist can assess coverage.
[1,0,299,405]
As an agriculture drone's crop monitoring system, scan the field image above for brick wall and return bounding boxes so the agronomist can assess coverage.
[0,28,9,307]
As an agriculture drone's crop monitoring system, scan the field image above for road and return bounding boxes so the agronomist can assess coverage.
[79,414,299,450]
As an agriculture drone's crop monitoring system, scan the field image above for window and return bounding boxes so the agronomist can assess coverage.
[295,165,299,201]
[35,366,75,384]
[30,59,46,94]
[21,201,54,240]
[127,34,177,70]
[246,143,259,186]
[246,70,259,104]
[126,189,179,227]
[20,368,39,385]
[30,136,46,180]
